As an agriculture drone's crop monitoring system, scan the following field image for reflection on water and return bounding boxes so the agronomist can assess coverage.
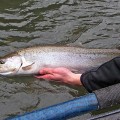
[0,0,120,119]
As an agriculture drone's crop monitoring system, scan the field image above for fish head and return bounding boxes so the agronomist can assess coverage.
[0,54,22,76]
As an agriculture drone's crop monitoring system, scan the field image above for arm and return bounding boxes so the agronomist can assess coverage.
[35,67,82,86]
[81,57,120,92]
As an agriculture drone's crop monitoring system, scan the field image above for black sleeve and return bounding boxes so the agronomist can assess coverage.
[81,57,120,93]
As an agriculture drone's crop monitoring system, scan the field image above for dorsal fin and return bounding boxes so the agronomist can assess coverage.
[66,42,85,48]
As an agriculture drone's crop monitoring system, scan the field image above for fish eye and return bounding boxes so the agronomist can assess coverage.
[0,60,5,64]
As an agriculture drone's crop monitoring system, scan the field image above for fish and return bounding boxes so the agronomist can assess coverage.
[0,46,120,76]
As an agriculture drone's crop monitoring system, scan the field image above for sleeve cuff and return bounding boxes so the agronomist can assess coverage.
[81,72,94,93]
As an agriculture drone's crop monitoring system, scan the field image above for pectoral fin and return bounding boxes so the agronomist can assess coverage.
[21,56,34,70]
[22,63,34,70]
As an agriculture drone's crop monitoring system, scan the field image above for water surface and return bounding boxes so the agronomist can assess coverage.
[0,0,120,119]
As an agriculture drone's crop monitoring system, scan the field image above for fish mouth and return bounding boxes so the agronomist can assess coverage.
[0,68,17,75]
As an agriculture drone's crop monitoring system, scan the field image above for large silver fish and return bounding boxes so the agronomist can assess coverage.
[0,46,120,76]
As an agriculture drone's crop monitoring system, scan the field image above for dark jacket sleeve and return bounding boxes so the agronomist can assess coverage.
[81,57,120,93]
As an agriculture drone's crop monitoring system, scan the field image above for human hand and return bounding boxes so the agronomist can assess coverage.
[35,67,82,86]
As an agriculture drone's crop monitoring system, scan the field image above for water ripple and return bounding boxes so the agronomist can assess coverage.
[0,0,120,119]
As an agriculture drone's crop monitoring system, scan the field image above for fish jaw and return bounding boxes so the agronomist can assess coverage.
[0,69,17,75]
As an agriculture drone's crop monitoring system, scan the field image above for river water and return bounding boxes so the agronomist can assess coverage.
[0,0,120,120]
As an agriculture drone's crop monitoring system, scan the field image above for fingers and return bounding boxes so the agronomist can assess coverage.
[35,68,55,80]
[39,68,54,75]
[35,74,54,80]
